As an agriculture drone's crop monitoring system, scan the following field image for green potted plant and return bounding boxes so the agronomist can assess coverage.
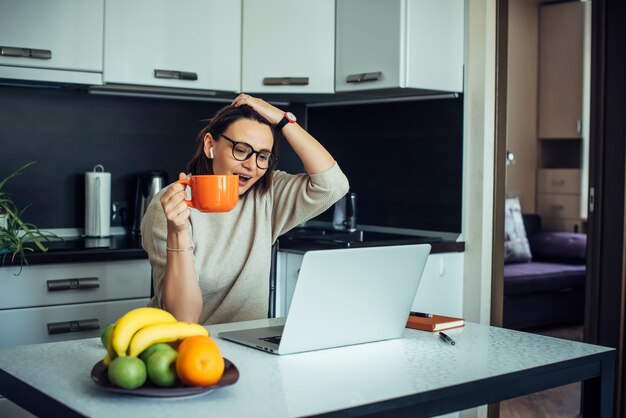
[0,161,59,274]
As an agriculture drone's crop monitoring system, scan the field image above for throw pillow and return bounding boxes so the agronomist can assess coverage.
[504,197,532,264]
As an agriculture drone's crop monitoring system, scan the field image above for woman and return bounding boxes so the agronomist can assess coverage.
[141,94,349,324]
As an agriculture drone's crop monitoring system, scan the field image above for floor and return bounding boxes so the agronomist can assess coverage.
[499,324,584,418]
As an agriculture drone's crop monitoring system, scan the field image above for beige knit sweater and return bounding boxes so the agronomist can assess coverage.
[141,163,349,324]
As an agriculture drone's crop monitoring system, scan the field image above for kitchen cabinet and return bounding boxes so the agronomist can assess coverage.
[0,0,104,85]
[103,0,241,92]
[335,0,464,94]
[0,259,151,347]
[276,250,463,319]
[274,251,304,317]
[241,0,335,94]
[0,259,150,416]
[411,252,463,318]
[538,1,585,139]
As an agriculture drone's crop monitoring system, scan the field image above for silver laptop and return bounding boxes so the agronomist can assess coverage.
[218,244,431,355]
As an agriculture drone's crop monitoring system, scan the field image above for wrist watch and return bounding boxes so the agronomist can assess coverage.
[276,112,297,131]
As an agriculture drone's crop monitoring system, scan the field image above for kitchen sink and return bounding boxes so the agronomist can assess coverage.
[281,227,441,247]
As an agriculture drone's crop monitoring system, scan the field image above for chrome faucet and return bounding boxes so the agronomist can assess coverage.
[333,192,357,231]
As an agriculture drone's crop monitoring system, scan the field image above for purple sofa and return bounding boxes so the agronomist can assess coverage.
[503,214,587,330]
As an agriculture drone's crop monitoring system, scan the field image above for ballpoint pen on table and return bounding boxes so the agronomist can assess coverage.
[409,311,433,318]
[439,332,456,346]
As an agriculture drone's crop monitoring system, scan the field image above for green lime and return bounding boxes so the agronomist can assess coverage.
[139,343,176,365]
[147,349,179,387]
[100,323,115,349]
[107,356,147,389]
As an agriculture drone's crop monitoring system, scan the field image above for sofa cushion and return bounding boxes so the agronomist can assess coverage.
[528,232,587,264]
[504,262,586,295]
[504,197,532,264]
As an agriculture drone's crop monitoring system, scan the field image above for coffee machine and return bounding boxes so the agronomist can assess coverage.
[132,170,169,234]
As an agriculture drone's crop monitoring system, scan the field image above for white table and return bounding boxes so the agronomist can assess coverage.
[0,319,615,417]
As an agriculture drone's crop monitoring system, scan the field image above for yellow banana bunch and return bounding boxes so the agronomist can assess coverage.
[128,322,209,357]
[110,307,177,357]
[103,337,117,366]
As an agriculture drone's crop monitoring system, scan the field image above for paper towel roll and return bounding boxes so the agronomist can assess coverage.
[85,164,111,237]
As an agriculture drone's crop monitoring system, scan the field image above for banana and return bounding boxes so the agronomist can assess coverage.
[111,307,177,357]
[103,335,117,366]
[128,322,209,358]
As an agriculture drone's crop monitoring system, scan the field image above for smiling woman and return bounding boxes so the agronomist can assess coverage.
[141,94,349,325]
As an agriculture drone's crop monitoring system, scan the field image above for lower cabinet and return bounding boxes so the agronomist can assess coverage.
[276,250,464,318]
[0,259,152,415]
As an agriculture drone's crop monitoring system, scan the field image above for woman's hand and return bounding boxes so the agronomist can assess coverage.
[231,94,284,125]
[160,172,191,233]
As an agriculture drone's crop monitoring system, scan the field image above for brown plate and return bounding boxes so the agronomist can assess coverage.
[90,358,239,398]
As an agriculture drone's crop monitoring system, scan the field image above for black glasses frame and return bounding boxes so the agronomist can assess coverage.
[220,134,277,170]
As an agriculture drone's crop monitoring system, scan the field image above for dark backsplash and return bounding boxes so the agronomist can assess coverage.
[0,86,462,232]
[308,98,463,233]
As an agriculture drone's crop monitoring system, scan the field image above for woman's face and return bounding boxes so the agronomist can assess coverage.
[205,118,274,196]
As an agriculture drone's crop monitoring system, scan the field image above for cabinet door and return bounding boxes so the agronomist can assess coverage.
[538,2,584,138]
[104,0,241,92]
[0,0,103,82]
[241,0,335,94]
[411,252,463,318]
[0,298,149,347]
[335,0,464,93]
[284,253,305,316]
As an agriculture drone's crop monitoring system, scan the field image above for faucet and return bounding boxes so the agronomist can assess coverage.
[333,192,357,231]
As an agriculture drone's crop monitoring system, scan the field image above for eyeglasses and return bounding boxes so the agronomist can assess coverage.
[220,134,277,170]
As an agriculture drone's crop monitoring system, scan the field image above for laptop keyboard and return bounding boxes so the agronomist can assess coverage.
[260,335,282,345]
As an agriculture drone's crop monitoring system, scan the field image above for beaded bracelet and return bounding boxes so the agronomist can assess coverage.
[166,245,194,252]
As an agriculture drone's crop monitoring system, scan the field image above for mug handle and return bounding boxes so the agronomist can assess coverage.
[176,178,194,209]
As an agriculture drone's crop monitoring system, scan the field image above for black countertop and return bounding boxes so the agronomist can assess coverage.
[1,228,464,267]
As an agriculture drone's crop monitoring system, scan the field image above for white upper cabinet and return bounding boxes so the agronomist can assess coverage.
[0,0,104,84]
[241,0,335,94]
[103,0,241,92]
[335,0,464,94]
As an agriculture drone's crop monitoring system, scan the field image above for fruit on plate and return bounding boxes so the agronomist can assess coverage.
[176,335,225,387]
[110,307,177,357]
[139,342,176,364]
[100,323,115,348]
[107,356,147,390]
[147,349,179,387]
[128,322,208,357]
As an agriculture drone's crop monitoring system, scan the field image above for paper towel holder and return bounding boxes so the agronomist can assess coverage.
[84,164,111,238]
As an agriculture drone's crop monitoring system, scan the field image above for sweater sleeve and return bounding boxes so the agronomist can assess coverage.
[270,162,350,240]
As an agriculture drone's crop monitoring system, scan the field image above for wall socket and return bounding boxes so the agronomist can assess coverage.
[111,201,129,226]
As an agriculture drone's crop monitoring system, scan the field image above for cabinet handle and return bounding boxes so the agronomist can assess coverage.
[1,46,51,60]
[47,277,100,291]
[263,77,309,86]
[346,71,382,83]
[47,318,100,335]
[550,204,565,210]
[154,69,198,81]
[551,179,566,186]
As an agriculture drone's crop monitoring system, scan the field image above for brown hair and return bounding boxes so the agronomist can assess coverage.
[186,105,277,195]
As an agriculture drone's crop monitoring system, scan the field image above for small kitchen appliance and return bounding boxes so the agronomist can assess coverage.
[85,164,111,237]
[132,170,168,234]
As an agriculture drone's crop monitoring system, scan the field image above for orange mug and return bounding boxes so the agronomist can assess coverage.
[177,175,239,213]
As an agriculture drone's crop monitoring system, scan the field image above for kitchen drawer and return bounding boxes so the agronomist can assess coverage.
[537,169,581,194]
[541,217,584,233]
[0,398,34,418]
[0,298,149,347]
[0,260,151,310]
[537,193,581,220]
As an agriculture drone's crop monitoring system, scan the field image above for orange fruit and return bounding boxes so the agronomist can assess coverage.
[176,336,224,387]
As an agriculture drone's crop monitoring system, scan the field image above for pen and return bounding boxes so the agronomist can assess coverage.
[410,311,433,318]
[439,332,456,346]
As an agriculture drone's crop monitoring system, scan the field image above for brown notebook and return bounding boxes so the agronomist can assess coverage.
[406,313,465,332]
